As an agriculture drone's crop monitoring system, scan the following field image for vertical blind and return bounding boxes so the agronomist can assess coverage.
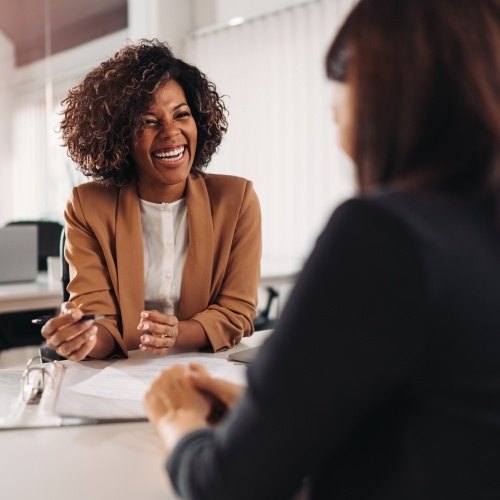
[10,82,85,224]
[185,0,357,264]
[11,98,47,220]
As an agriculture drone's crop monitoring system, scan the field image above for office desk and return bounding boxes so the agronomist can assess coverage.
[0,272,61,313]
[0,330,271,500]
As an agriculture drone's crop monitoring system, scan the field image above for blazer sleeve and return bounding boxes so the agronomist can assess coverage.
[64,187,127,356]
[191,181,262,351]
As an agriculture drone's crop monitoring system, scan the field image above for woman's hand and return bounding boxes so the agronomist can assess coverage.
[188,363,244,423]
[40,302,97,361]
[138,309,179,354]
[144,365,211,452]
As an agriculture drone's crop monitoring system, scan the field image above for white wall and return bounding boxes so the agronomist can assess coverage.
[215,0,314,24]
[192,0,317,33]
[126,0,313,54]
[127,0,192,54]
[192,0,217,30]
[0,32,14,226]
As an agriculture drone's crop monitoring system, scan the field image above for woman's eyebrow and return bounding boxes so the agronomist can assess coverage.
[144,103,189,114]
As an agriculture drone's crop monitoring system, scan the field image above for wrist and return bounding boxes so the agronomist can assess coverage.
[157,410,208,453]
[88,325,116,359]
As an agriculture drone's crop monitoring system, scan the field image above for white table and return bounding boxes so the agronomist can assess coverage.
[0,272,61,313]
[0,330,271,500]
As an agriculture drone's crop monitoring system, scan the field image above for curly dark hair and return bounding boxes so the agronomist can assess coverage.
[60,39,228,185]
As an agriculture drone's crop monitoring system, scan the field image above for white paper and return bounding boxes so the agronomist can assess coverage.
[68,356,232,401]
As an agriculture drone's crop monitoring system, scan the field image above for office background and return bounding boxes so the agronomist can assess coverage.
[0,0,356,266]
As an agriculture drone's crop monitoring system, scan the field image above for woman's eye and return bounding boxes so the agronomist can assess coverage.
[143,118,158,127]
[175,111,191,120]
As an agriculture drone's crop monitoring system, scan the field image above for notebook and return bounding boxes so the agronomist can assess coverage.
[0,225,38,283]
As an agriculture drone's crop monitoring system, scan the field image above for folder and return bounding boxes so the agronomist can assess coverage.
[0,352,242,430]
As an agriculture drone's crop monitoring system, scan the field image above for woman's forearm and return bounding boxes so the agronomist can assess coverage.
[176,320,209,350]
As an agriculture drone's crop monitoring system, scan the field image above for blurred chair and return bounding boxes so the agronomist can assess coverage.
[60,229,70,302]
[0,220,64,350]
[38,229,69,361]
[253,286,279,331]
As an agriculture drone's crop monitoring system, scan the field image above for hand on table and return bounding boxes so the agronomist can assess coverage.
[188,363,244,423]
[144,362,246,452]
[40,302,97,361]
[138,309,179,354]
[144,364,211,452]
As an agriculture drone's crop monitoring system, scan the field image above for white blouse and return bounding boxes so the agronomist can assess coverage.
[139,197,188,316]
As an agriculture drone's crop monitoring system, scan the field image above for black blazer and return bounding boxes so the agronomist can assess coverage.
[168,189,500,500]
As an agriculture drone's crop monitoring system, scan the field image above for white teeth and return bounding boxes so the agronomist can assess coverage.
[153,146,186,161]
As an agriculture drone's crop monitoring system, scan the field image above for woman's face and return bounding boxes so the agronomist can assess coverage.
[132,79,198,203]
[331,81,354,158]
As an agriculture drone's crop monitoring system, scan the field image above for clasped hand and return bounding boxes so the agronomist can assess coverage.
[144,364,244,452]
[138,309,179,354]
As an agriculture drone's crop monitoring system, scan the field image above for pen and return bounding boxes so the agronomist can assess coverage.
[31,314,105,326]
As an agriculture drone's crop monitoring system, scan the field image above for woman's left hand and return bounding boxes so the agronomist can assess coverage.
[144,365,210,452]
[138,309,179,354]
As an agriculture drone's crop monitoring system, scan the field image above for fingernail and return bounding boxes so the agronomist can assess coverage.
[141,312,149,319]
[142,323,150,331]
[142,336,149,344]
[72,310,82,320]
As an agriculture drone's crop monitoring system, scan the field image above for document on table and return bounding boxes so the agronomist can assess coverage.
[69,356,231,401]
[55,354,236,421]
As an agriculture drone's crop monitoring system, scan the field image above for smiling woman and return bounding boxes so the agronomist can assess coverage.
[43,39,262,361]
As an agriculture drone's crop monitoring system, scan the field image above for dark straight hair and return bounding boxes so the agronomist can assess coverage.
[326,0,500,210]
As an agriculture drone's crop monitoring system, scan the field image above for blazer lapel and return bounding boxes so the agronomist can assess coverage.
[178,174,214,319]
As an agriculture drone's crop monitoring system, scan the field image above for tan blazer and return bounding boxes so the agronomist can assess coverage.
[64,173,261,356]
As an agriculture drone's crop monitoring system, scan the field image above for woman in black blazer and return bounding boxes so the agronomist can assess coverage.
[144,1,500,498]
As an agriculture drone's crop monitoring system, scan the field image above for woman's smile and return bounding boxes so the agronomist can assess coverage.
[152,145,187,164]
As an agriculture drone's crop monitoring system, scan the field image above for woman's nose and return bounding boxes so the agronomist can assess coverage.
[160,120,180,138]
